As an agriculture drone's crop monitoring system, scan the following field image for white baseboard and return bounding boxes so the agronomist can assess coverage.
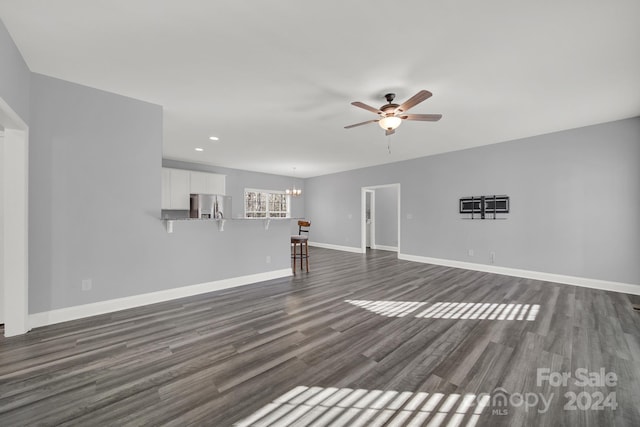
[373,245,398,252]
[398,253,640,296]
[308,241,364,254]
[29,268,292,329]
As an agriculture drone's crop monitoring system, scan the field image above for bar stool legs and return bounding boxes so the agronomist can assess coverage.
[298,240,303,272]
[291,238,309,273]
[292,240,296,274]
[299,239,308,272]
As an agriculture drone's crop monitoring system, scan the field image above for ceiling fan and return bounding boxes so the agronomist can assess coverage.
[345,90,442,135]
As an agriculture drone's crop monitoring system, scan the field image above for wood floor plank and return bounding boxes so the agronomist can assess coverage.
[1,247,639,426]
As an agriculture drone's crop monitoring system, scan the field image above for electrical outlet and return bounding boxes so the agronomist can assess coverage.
[81,279,92,291]
[266,255,271,264]
[468,249,474,257]
[490,252,496,264]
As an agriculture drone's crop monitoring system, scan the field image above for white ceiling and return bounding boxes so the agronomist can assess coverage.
[1,0,638,178]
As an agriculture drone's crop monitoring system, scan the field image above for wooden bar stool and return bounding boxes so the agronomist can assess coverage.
[291,220,310,273]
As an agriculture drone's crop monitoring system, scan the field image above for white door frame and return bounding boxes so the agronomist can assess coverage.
[364,189,375,249]
[361,183,401,255]
[1,96,30,337]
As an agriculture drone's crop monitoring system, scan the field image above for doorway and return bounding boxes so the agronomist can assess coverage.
[361,184,400,254]
[0,96,29,336]
[365,190,374,249]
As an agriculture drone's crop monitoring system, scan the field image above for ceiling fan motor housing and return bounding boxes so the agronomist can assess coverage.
[381,93,399,115]
[380,104,399,116]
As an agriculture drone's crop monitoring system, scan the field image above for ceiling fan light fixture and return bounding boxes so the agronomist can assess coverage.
[346,90,440,136]
[378,116,402,131]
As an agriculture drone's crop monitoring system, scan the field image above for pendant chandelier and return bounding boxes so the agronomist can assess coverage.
[285,167,302,197]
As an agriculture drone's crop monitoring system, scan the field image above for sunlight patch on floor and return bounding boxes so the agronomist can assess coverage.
[344,300,428,317]
[234,386,489,427]
[345,300,540,321]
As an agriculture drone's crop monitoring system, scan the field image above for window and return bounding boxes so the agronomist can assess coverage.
[244,189,290,218]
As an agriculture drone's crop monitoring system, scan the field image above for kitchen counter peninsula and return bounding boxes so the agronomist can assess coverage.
[161,216,300,232]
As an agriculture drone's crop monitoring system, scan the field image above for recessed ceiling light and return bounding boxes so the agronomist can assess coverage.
[209,136,219,141]
[195,147,204,152]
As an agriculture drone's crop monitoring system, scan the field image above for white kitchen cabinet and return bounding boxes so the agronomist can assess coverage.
[189,171,226,195]
[161,169,172,209]
[161,168,191,210]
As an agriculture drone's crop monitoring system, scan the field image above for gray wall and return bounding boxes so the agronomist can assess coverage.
[306,117,640,286]
[0,19,30,124]
[28,74,293,314]
[374,186,398,248]
[0,132,3,322]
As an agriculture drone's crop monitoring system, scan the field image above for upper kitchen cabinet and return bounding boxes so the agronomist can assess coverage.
[161,168,190,210]
[189,171,226,195]
[161,168,226,210]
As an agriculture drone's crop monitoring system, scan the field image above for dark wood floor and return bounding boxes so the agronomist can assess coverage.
[1,248,639,426]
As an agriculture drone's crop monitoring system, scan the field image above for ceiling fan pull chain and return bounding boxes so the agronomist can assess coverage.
[387,135,392,154]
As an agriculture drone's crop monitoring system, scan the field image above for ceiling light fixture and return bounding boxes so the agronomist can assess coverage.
[209,136,219,141]
[285,167,302,197]
[195,147,204,152]
[378,115,402,131]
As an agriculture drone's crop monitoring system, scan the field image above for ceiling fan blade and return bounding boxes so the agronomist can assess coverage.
[400,114,443,121]
[351,101,382,114]
[344,119,378,129]
[385,129,395,136]
[395,90,433,113]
